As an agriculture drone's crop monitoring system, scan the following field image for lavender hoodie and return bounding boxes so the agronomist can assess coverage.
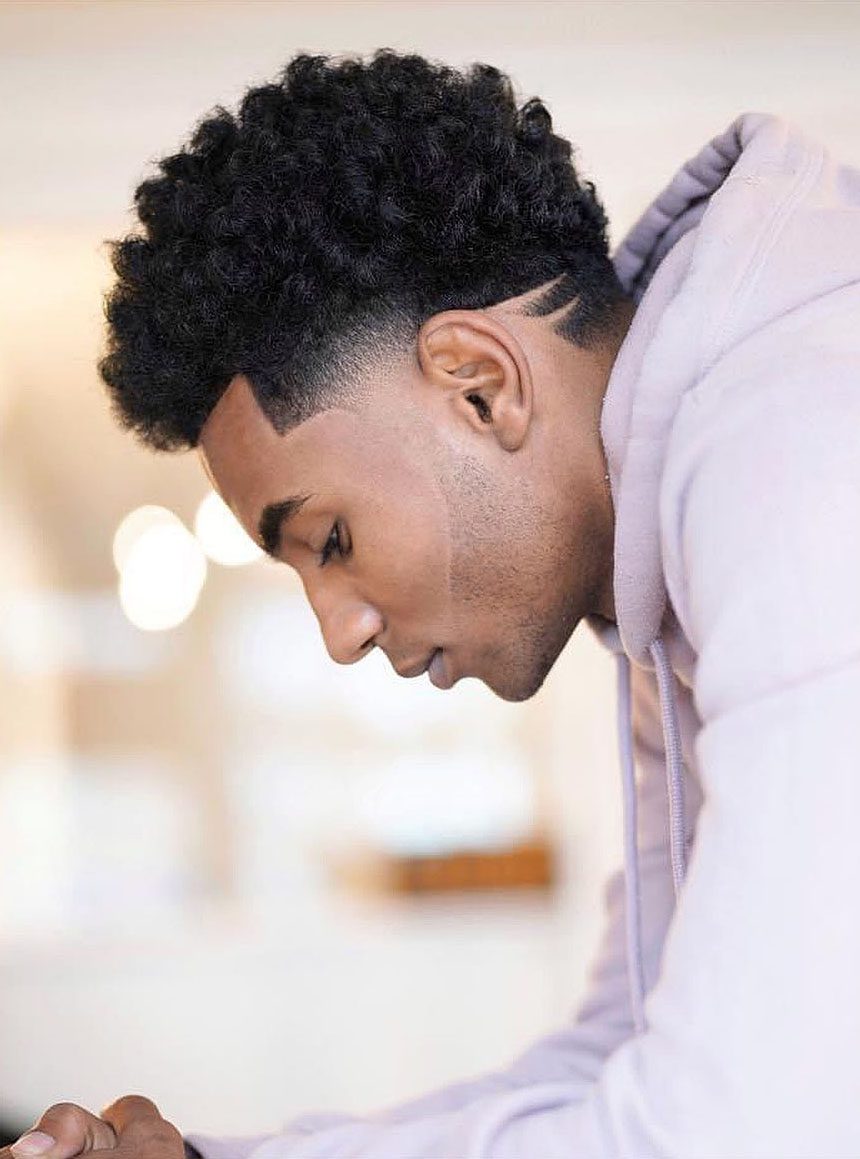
[185,112,860,1158]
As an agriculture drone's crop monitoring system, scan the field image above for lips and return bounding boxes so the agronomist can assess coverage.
[428,648,454,690]
[395,652,435,679]
[392,648,456,689]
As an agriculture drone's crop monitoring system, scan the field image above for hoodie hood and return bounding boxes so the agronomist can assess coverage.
[585,111,837,1034]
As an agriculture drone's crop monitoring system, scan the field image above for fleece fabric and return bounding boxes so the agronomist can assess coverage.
[185,111,860,1158]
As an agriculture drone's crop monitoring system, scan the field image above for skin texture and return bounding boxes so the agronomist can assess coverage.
[199,277,633,701]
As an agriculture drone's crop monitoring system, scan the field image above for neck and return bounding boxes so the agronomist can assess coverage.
[587,298,636,626]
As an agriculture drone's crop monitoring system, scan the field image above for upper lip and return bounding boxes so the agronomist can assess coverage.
[394,650,436,679]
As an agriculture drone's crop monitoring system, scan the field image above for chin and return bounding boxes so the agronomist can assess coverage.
[485,664,550,703]
[486,620,578,702]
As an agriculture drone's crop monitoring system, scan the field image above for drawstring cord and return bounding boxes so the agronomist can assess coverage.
[615,633,688,1034]
[615,649,647,1035]
[651,636,688,901]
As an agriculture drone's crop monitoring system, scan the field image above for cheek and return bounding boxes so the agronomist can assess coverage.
[388,498,451,608]
[371,481,453,614]
[443,465,515,610]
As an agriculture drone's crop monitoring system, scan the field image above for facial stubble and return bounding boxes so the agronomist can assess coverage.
[442,452,593,701]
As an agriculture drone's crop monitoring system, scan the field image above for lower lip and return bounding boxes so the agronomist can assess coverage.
[428,648,455,690]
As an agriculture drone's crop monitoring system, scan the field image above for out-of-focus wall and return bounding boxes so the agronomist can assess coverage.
[1,0,858,1140]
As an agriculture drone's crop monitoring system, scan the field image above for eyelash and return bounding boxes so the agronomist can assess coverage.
[319,523,344,566]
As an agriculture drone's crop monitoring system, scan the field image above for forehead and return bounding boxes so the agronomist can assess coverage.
[197,374,424,534]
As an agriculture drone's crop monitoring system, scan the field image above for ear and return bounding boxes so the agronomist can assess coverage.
[417,310,533,452]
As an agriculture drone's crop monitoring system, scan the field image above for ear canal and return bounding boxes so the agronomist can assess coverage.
[466,393,493,422]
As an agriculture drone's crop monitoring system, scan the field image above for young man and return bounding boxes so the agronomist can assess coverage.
[8,48,860,1159]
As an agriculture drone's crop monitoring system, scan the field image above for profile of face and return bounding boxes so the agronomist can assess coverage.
[198,286,622,702]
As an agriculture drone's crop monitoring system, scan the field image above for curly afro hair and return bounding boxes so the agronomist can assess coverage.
[99,48,626,452]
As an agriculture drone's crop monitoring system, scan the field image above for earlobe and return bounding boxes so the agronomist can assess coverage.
[418,312,533,452]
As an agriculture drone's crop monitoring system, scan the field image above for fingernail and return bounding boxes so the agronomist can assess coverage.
[11,1132,56,1157]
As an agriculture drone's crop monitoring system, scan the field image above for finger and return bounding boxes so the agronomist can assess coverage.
[8,1104,117,1159]
[98,1097,183,1157]
[98,1096,161,1136]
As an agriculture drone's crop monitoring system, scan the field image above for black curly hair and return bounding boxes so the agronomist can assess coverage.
[99,48,626,452]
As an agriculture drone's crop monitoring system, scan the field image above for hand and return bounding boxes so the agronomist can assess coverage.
[0,1096,185,1159]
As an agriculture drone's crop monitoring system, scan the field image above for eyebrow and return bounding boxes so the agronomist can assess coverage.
[258,494,312,557]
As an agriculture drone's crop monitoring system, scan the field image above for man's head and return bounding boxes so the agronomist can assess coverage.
[100,49,630,700]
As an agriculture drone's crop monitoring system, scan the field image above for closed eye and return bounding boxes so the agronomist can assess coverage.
[319,523,343,566]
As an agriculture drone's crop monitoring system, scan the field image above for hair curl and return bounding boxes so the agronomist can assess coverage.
[99,48,625,451]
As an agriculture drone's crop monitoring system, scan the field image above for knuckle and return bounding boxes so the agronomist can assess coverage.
[45,1102,85,1119]
[39,1103,91,1134]
[101,1094,180,1152]
[107,1093,159,1116]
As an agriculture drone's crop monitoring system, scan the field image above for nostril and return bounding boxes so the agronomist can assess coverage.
[321,603,382,665]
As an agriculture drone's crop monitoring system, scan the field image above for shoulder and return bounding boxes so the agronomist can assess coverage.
[657,333,860,716]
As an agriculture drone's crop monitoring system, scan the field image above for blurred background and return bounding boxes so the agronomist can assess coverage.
[1,0,858,1142]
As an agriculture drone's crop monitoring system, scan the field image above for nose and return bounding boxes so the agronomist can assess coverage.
[312,587,384,666]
